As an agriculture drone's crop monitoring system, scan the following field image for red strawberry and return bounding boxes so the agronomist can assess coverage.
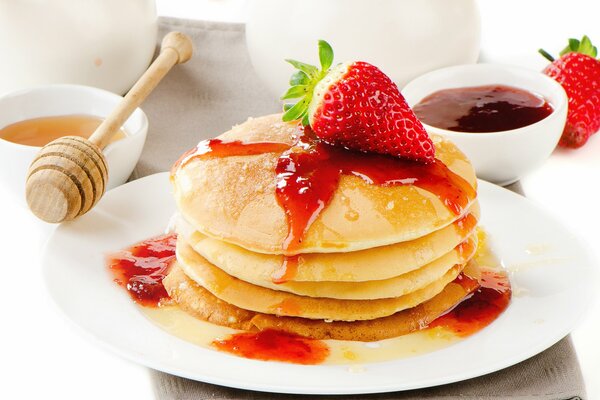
[281,40,435,163]
[540,36,600,148]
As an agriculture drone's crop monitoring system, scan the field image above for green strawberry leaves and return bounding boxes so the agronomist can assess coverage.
[284,59,319,77]
[319,40,334,71]
[281,40,335,124]
[283,97,311,121]
[289,71,309,86]
[539,35,598,62]
[559,35,598,58]
[281,85,309,100]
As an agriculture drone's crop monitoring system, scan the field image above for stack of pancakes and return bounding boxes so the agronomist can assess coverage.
[165,114,481,342]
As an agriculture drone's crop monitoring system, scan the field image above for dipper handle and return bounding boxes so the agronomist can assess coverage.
[25,32,192,223]
[91,32,193,149]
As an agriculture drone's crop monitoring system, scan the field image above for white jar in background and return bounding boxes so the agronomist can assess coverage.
[0,0,157,95]
[246,0,481,97]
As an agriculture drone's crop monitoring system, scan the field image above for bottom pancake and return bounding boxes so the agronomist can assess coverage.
[163,263,480,342]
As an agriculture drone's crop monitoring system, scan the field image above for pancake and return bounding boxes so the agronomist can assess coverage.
[177,203,480,283]
[175,240,467,321]
[163,264,480,341]
[172,114,477,254]
[177,232,477,299]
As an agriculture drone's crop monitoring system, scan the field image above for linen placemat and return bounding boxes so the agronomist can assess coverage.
[134,17,586,400]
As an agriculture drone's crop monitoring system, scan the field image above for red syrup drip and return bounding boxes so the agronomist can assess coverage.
[108,233,177,307]
[454,212,478,237]
[271,255,299,284]
[171,128,476,283]
[456,237,476,258]
[429,269,512,337]
[170,139,291,176]
[213,329,330,365]
[274,129,475,281]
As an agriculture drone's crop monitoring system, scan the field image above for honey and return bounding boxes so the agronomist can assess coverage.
[0,114,126,147]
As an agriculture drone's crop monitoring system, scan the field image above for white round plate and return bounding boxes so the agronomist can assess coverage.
[43,173,596,395]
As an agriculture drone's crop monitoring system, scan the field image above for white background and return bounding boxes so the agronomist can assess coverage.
[1,0,599,399]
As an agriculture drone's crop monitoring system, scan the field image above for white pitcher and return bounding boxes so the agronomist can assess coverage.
[0,0,157,95]
[246,0,480,97]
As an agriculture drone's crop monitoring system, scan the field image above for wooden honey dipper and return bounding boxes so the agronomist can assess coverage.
[26,32,193,223]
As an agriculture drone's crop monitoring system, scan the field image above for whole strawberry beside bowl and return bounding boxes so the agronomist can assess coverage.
[281,40,435,163]
[539,36,600,148]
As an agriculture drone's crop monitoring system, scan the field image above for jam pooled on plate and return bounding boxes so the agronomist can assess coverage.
[108,233,177,307]
[429,268,512,337]
[213,329,330,365]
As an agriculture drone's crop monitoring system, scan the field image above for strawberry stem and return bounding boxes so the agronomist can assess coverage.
[538,48,555,62]
[281,40,335,125]
[541,35,598,63]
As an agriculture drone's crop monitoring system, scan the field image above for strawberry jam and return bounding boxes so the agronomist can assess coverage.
[213,329,330,365]
[271,255,300,284]
[173,127,475,283]
[429,269,511,337]
[454,212,478,237]
[108,233,177,307]
[170,139,291,175]
[413,85,553,133]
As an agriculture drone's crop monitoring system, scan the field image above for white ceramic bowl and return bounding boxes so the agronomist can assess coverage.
[402,64,568,185]
[0,84,148,206]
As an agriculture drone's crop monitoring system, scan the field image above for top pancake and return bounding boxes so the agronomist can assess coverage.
[172,114,477,254]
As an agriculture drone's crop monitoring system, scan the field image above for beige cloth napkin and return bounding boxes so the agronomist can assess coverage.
[134,17,586,400]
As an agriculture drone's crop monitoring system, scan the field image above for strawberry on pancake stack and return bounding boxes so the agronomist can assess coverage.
[163,41,510,361]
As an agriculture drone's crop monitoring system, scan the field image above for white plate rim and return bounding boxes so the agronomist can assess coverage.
[42,173,597,395]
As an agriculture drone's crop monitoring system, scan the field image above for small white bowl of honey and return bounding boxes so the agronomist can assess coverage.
[0,84,148,205]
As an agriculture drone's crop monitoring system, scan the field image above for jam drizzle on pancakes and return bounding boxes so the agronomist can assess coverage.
[454,212,478,237]
[106,235,510,365]
[209,270,510,365]
[174,127,475,283]
[171,139,292,175]
[429,269,512,337]
[108,233,177,307]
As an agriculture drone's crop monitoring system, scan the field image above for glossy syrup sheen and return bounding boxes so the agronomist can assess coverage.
[142,305,463,365]
[213,329,330,365]
[0,114,126,147]
[128,230,511,365]
[175,128,475,283]
[170,139,291,176]
[413,85,553,133]
[207,268,510,365]
[108,233,177,307]
[429,268,511,337]
[454,212,478,237]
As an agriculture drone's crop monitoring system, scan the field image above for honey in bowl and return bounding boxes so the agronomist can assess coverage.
[0,115,126,147]
[413,85,553,133]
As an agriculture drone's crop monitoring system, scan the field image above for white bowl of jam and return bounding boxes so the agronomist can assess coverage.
[402,64,568,185]
[0,84,148,206]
